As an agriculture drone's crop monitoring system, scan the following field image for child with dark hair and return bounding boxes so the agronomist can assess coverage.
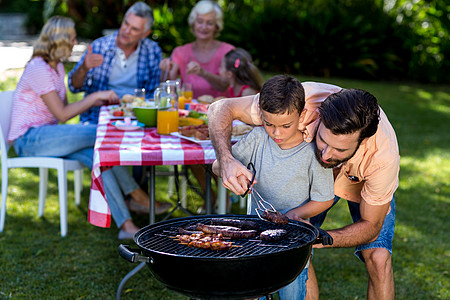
[219,48,263,97]
[212,75,334,300]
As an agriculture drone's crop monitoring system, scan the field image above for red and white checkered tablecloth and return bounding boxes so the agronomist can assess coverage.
[88,107,217,227]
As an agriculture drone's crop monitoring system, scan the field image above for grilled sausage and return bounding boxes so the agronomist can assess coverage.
[262,210,289,225]
[260,229,287,242]
[196,223,258,239]
[209,218,260,230]
[178,226,203,235]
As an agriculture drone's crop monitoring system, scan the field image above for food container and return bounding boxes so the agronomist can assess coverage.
[133,103,158,127]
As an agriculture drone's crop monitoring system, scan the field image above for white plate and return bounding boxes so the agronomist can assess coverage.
[106,105,136,119]
[112,121,145,131]
[171,132,241,145]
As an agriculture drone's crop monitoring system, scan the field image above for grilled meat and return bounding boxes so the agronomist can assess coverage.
[196,223,258,239]
[260,229,287,242]
[175,233,232,250]
[209,218,260,230]
[262,210,289,225]
[178,226,203,235]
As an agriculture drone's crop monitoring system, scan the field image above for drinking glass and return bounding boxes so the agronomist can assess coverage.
[183,83,193,103]
[134,88,145,101]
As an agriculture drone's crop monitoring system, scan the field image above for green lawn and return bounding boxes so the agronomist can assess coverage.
[1,70,449,299]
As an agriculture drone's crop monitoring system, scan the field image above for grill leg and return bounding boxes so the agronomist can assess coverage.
[116,262,146,300]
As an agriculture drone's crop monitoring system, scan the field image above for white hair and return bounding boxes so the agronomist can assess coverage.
[188,0,224,37]
[125,1,154,31]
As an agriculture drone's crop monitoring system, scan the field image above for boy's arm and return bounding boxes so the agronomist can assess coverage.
[285,198,334,220]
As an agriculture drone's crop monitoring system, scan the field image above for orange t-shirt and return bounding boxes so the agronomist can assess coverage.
[250,82,399,206]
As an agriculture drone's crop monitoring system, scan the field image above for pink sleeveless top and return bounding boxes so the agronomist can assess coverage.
[171,42,234,98]
[227,85,251,98]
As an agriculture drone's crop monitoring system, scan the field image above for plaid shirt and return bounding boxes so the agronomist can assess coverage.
[68,31,162,123]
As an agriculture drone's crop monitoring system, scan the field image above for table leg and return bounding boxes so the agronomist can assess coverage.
[205,164,212,214]
[149,165,155,224]
[217,178,227,214]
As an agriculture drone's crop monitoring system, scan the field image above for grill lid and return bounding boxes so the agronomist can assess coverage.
[135,214,319,259]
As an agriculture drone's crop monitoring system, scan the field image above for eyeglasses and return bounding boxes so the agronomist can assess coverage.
[241,162,256,197]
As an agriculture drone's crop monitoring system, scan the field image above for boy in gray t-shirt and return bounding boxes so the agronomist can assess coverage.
[212,75,334,300]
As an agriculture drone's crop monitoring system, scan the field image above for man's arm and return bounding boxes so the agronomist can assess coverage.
[208,96,256,194]
[315,200,391,248]
[70,44,104,89]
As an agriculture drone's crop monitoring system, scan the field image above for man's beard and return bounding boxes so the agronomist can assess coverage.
[314,143,359,169]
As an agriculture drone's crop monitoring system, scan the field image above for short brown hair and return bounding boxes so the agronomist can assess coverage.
[259,75,305,115]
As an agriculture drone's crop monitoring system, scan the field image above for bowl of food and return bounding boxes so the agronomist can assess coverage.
[132,100,158,127]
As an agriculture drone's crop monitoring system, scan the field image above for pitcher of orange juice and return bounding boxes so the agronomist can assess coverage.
[156,82,179,135]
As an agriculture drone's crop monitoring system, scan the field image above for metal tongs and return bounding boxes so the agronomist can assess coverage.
[241,162,279,221]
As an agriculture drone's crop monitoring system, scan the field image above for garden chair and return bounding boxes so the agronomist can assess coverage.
[0,90,85,237]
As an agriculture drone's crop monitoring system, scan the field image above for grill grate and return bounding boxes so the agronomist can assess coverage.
[136,216,316,258]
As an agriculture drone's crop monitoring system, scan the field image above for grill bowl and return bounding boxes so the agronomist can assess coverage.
[120,214,328,299]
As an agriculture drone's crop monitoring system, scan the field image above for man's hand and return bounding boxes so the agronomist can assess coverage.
[220,157,254,195]
[83,44,104,70]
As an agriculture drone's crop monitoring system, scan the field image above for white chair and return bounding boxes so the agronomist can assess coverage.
[0,90,84,237]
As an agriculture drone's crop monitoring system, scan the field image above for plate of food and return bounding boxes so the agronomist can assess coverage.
[112,119,145,131]
[107,104,135,119]
[173,124,251,144]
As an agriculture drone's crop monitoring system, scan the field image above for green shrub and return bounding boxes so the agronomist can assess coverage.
[2,0,447,83]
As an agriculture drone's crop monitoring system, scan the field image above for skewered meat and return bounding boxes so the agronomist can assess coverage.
[260,229,287,242]
[196,223,258,239]
[174,233,232,250]
[209,218,260,230]
[262,210,289,225]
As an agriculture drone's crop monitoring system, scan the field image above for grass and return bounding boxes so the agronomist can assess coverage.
[1,68,449,299]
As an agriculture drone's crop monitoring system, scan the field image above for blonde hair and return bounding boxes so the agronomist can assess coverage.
[188,0,224,38]
[32,16,75,63]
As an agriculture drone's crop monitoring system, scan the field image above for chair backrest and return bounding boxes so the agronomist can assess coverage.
[0,91,15,157]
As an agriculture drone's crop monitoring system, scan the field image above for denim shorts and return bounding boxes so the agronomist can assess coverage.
[310,195,395,262]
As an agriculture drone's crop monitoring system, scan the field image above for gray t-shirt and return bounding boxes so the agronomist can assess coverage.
[232,126,334,214]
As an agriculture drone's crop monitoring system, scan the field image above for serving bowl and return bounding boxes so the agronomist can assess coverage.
[133,104,158,127]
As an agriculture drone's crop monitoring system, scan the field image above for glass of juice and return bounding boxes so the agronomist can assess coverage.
[183,82,193,103]
[134,88,145,101]
[157,108,179,135]
[178,95,186,110]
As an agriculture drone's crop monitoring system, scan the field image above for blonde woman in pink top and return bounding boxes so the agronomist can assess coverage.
[9,16,166,240]
[159,0,234,98]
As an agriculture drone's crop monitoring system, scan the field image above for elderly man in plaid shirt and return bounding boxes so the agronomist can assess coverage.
[69,2,162,124]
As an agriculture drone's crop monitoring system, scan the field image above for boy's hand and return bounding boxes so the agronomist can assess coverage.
[220,158,253,195]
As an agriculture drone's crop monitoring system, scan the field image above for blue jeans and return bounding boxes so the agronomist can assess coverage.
[14,125,139,228]
[310,195,395,261]
[259,266,308,300]
[102,166,139,228]
[14,124,97,169]
[278,266,308,300]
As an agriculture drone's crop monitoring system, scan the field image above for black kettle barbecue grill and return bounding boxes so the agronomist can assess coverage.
[119,214,332,299]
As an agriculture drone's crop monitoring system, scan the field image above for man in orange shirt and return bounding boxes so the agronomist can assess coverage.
[208,83,399,300]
